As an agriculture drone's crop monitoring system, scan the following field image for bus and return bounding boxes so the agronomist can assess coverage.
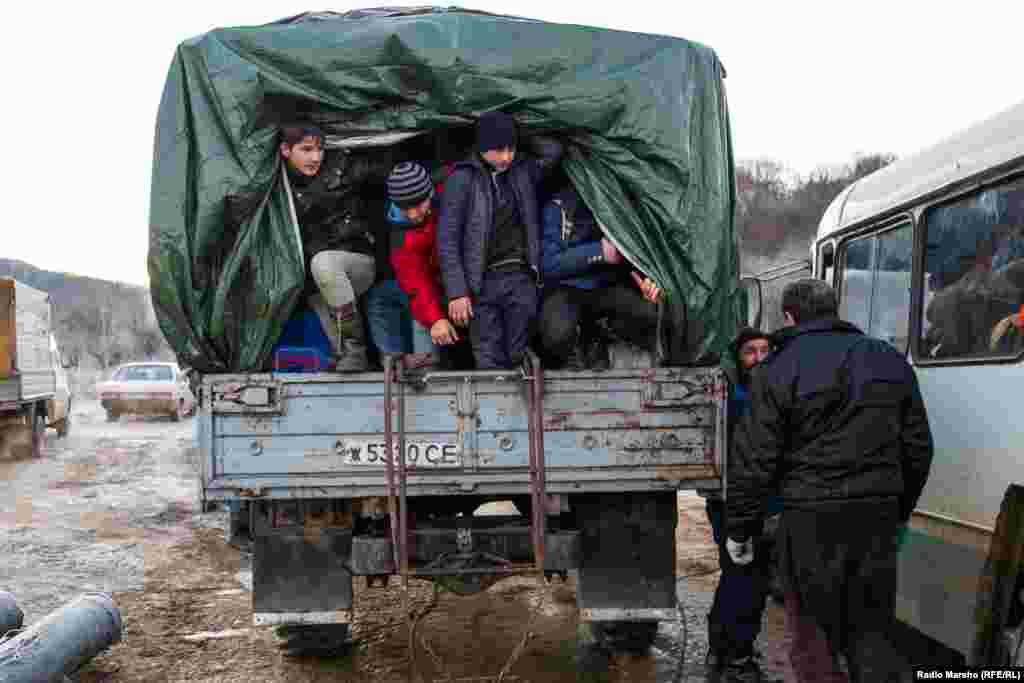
[813,99,1024,664]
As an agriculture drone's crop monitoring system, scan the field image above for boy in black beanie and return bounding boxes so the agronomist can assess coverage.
[436,112,563,368]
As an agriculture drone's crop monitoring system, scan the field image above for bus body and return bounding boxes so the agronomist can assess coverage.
[813,100,1024,660]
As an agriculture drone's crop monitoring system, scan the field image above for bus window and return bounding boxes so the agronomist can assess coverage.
[837,223,913,353]
[870,225,912,352]
[920,180,1024,360]
[839,236,874,333]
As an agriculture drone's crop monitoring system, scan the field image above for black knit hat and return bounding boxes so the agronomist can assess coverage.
[387,162,433,208]
[476,111,517,153]
[729,326,769,359]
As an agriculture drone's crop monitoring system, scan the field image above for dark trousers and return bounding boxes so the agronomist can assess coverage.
[539,285,658,366]
[705,498,772,657]
[469,270,539,369]
[778,501,903,683]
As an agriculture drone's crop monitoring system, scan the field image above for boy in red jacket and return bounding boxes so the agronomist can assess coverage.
[386,162,460,369]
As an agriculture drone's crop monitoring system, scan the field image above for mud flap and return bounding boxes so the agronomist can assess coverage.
[572,491,677,620]
[252,523,354,626]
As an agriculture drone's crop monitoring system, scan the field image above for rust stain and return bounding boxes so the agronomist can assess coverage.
[654,464,717,482]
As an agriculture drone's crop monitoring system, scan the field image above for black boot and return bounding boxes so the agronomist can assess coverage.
[721,652,782,683]
[704,647,726,683]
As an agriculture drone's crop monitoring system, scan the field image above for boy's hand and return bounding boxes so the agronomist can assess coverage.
[600,238,623,265]
[431,319,460,345]
[631,271,663,304]
[448,297,474,326]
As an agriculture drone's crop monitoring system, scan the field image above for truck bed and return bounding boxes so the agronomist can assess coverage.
[199,365,726,501]
[0,279,55,406]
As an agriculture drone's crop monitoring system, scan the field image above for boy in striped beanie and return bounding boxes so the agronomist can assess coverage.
[386,162,459,369]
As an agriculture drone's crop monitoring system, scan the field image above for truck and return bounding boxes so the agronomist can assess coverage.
[0,278,72,460]
[148,7,747,667]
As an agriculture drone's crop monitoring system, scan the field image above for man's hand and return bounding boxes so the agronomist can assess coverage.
[631,271,663,304]
[726,537,755,566]
[430,319,460,346]
[600,238,623,265]
[448,297,474,326]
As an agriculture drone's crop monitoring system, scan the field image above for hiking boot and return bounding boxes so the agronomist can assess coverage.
[721,653,782,683]
[331,303,369,373]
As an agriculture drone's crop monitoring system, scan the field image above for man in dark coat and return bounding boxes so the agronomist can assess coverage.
[725,279,934,683]
[436,112,563,369]
[702,327,782,683]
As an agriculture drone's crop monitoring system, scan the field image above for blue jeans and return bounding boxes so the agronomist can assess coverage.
[364,279,435,354]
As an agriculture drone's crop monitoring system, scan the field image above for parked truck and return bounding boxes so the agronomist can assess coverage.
[0,278,72,460]
[149,7,748,666]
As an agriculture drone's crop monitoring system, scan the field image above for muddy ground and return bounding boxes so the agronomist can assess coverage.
[2,398,942,682]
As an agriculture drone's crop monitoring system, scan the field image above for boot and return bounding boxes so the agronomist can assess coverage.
[655,296,691,367]
[704,648,725,683]
[403,351,441,372]
[584,336,610,371]
[721,652,782,683]
[331,303,369,373]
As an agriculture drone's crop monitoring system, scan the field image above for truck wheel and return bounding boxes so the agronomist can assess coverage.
[274,624,352,657]
[590,621,659,653]
[573,492,676,656]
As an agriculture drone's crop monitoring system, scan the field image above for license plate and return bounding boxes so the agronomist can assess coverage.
[340,440,461,468]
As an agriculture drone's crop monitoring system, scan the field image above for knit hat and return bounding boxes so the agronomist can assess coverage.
[729,326,769,359]
[476,111,517,153]
[386,162,433,208]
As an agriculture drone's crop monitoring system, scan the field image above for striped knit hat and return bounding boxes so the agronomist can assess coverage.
[386,162,433,208]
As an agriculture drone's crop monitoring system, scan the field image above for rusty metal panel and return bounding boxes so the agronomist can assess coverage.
[201,367,727,498]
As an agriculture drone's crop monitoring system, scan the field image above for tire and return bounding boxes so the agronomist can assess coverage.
[590,621,659,654]
[274,624,352,657]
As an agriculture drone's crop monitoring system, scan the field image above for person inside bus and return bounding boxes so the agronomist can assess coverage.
[702,326,783,683]
[537,186,690,369]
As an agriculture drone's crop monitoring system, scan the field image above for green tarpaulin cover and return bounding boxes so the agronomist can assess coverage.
[148,7,740,372]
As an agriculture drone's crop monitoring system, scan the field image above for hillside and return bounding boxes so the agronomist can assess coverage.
[0,259,169,369]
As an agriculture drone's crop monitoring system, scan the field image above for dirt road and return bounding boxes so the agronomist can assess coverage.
[1,398,793,682]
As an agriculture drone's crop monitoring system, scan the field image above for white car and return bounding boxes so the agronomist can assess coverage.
[97,362,195,422]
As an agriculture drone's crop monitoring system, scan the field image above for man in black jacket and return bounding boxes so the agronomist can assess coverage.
[436,112,563,369]
[725,279,933,683]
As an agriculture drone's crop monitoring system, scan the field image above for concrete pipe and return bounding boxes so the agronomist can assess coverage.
[0,593,22,638]
[0,592,122,683]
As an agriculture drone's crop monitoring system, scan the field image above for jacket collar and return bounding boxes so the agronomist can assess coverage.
[770,317,863,351]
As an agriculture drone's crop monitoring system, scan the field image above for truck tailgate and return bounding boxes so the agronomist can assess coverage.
[201,366,725,500]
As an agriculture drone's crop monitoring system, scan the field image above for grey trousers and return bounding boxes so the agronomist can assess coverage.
[309,250,375,310]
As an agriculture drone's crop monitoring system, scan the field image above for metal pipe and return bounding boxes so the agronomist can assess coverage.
[0,593,22,638]
[0,592,122,683]
[383,357,400,573]
[397,361,409,579]
[532,356,547,573]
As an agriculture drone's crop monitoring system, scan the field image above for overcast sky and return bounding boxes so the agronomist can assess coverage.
[3,1,1021,286]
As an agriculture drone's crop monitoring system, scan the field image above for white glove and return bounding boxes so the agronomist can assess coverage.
[726,537,755,566]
